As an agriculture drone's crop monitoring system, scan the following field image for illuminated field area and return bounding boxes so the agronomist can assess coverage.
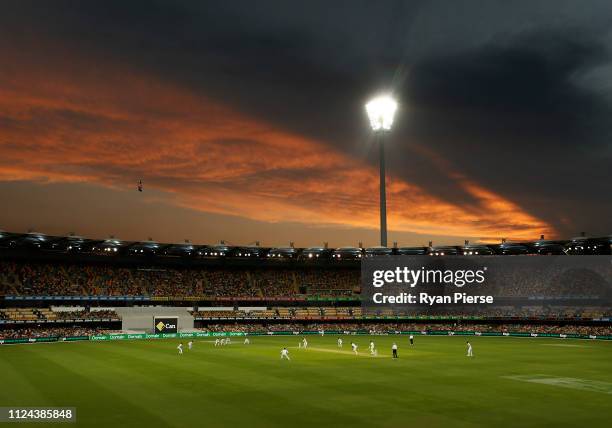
[1,336,611,427]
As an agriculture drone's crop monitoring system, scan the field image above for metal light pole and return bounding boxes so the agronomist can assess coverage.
[378,132,387,247]
[366,95,397,247]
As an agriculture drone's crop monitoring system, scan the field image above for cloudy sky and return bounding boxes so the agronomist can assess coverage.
[1,0,611,247]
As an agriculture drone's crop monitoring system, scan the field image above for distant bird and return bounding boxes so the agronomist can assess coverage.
[137,180,143,192]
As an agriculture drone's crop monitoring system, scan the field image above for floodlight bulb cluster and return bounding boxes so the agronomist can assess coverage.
[366,95,397,131]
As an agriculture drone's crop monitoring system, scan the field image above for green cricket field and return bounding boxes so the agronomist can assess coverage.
[1,335,611,427]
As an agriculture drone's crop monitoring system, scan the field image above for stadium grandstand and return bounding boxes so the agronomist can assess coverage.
[1,230,611,343]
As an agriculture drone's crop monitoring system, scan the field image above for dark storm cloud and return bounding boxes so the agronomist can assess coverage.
[399,30,612,236]
[2,0,611,237]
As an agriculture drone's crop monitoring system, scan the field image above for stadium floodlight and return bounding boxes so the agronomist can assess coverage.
[366,95,397,131]
[366,94,397,247]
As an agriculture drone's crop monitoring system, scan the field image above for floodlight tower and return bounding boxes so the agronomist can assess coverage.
[366,95,397,247]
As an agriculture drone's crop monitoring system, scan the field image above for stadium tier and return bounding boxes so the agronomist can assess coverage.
[0,261,358,298]
[0,308,118,321]
[1,302,611,342]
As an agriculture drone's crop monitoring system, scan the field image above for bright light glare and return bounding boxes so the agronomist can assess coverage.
[366,95,397,131]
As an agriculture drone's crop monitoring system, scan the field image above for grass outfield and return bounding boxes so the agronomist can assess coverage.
[1,335,611,427]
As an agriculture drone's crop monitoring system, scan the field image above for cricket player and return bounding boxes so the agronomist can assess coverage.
[369,341,375,355]
[302,337,308,349]
[466,341,473,357]
[244,338,250,345]
[214,338,220,346]
[392,343,398,359]
[337,337,343,348]
[188,341,193,350]
[409,335,414,345]
[281,347,290,360]
[177,342,183,355]
[351,342,358,355]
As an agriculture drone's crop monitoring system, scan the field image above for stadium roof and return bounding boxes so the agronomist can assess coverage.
[1,230,611,255]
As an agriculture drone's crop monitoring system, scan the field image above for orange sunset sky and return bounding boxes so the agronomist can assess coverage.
[1,1,610,246]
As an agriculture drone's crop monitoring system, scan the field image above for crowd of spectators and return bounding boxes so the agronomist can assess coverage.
[192,306,611,320]
[1,260,610,323]
[0,262,357,297]
[297,270,358,293]
[197,322,612,336]
[367,306,611,319]
[0,307,119,321]
[3,260,609,300]
[0,327,118,340]
[53,310,119,320]
[471,262,612,298]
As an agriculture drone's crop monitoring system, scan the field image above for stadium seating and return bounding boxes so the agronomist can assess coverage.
[0,262,358,298]
[0,308,119,321]
[1,257,610,339]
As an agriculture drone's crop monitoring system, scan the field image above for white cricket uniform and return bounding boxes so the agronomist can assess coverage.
[281,349,290,360]
[351,343,358,354]
[188,341,193,350]
[467,343,473,357]
[369,342,375,354]
[302,338,308,348]
[338,338,343,348]
[177,344,183,355]
[244,338,250,345]
[215,339,220,346]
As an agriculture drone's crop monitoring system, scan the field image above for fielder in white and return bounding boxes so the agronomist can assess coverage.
[280,347,290,360]
[177,343,183,355]
[244,338,250,345]
[188,341,193,350]
[466,341,473,357]
[214,338,220,346]
[337,337,343,348]
[302,337,308,349]
[369,341,375,355]
[351,342,358,355]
